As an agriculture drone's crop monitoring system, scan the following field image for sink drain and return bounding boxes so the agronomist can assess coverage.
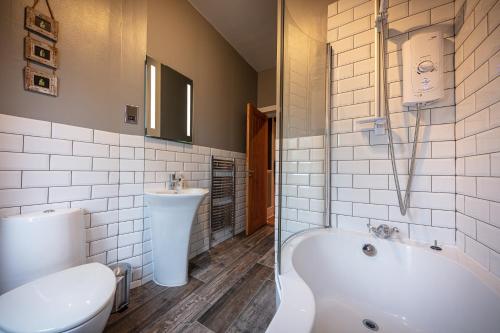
[362,319,379,331]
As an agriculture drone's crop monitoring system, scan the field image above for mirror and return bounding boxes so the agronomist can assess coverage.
[145,56,193,143]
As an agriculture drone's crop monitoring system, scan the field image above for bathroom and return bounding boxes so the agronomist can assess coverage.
[0,0,499,332]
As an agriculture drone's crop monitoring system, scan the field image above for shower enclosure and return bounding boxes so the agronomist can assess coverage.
[276,0,332,273]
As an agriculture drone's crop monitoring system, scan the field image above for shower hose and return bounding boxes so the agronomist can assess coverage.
[380,21,422,216]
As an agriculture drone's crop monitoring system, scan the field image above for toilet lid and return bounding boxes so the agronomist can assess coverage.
[0,263,116,333]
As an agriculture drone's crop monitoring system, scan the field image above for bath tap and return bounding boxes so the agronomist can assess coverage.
[367,223,399,239]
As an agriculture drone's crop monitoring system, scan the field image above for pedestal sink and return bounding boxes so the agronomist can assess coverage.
[144,188,209,286]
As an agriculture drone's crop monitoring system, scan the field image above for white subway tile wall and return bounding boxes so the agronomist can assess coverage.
[328,0,458,246]
[454,0,500,277]
[278,136,326,241]
[0,113,246,288]
[142,137,247,285]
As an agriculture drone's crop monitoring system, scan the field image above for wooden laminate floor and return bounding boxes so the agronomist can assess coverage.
[105,225,276,333]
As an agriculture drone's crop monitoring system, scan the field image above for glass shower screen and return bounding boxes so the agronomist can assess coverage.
[276,0,332,274]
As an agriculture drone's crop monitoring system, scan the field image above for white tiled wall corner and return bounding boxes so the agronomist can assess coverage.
[0,113,247,288]
[453,0,500,278]
[328,0,459,247]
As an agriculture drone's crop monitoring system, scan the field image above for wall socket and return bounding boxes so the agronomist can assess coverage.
[125,105,138,124]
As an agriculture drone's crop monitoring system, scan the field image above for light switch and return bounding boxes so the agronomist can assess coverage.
[125,105,138,124]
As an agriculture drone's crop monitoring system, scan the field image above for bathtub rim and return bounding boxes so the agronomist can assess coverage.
[267,227,500,333]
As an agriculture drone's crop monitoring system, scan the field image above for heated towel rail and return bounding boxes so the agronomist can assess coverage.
[209,156,236,247]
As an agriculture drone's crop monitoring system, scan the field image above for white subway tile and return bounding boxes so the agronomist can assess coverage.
[389,206,431,225]
[353,175,388,189]
[93,158,119,171]
[24,136,72,155]
[465,196,490,223]
[465,236,490,269]
[72,198,108,214]
[0,133,23,152]
[0,188,47,208]
[72,171,109,185]
[338,160,369,174]
[297,210,323,225]
[94,130,119,145]
[120,159,144,172]
[74,142,109,158]
[52,123,93,142]
[457,211,477,237]
[477,177,500,202]
[119,184,143,196]
[118,231,143,247]
[49,186,91,203]
[332,147,354,160]
[431,141,455,158]
[431,176,455,193]
[477,221,500,252]
[91,210,119,227]
[414,158,455,176]
[475,76,500,111]
[119,134,144,148]
[21,202,69,214]
[409,225,455,245]
[338,188,369,203]
[338,215,369,232]
[0,171,21,189]
[92,185,119,199]
[51,155,92,171]
[353,203,388,220]
[90,236,117,255]
[337,74,370,93]
[0,114,51,137]
[120,147,134,160]
[23,171,71,187]
[354,145,388,160]
[410,192,455,210]
[0,152,49,171]
[370,159,408,175]
[328,8,353,30]
[389,11,430,37]
[465,154,490,176]
[431,210,455,228]
[476,127,500,154]
[298,186,324,200]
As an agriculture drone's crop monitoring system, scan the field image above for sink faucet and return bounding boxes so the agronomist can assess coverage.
[367,223,399,239]
[168,173,183,191]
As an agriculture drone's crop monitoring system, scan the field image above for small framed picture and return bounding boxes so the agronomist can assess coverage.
[24,66,58,96]
[24,36,58,69]
[25,7,59,42]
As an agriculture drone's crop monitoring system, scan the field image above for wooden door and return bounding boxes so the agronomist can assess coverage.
[246,103,268,236]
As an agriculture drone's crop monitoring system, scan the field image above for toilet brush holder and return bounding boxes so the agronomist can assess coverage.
[109,263,131,313]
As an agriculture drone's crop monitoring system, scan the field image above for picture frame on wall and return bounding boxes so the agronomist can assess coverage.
[25,6,58,42]
[24,36,58,69]
[24,66,58,97]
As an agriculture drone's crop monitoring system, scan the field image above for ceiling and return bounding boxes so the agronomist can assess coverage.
[188,0,277,72]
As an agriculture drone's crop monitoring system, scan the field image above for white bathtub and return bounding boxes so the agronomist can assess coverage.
[267,228,500,333]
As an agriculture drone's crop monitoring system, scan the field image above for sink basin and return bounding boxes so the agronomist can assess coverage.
[144,188,209,286]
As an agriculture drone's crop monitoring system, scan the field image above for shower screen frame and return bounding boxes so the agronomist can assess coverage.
[276,0,333,275]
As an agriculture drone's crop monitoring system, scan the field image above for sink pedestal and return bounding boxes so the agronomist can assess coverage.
[145,188,208,287]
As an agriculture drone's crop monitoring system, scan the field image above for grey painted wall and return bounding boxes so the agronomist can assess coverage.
[147,0,258,153]
[0,0,147,135]
[257,67,276,108]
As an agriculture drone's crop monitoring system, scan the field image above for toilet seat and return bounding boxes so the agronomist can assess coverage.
[0,263,116,333]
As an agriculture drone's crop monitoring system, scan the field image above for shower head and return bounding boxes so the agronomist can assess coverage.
[379,0,388,14]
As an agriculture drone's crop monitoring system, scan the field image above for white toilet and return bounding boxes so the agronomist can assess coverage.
[0,208,116,333]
